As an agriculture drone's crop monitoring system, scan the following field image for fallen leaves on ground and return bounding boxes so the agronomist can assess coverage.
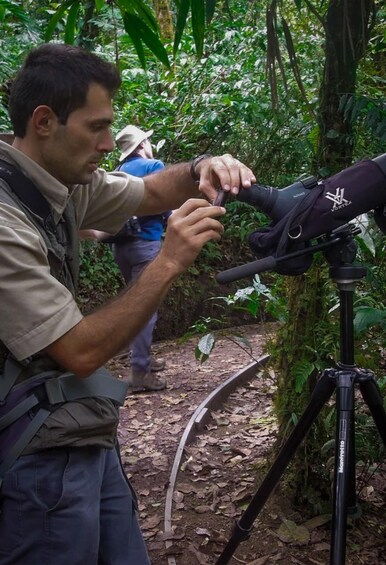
[108,324,386,565]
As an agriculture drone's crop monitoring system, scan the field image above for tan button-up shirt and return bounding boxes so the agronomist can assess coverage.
[0,141,145,360]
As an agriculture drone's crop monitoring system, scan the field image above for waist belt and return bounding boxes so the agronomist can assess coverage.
[44,370,128,405]
[0,356,128,486]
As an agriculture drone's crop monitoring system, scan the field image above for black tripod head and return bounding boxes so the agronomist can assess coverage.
[216,223,364,284]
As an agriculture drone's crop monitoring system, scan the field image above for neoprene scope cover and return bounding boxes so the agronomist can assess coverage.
[249,157,386,274]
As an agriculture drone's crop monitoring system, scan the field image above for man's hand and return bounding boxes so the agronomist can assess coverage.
[157,198,225,273]
[138,154,255,215]
[194,154,256,203]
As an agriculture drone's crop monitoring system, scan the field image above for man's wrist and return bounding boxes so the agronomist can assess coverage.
[190,154,212,182]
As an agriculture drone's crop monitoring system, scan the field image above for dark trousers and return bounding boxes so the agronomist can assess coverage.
[113,239,162,373]
[0,446,150,564]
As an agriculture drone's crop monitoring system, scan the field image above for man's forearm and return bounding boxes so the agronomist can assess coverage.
[139,161,200,214]
[44,254,178,377]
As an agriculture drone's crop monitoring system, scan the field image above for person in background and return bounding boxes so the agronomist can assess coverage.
[112,125,171,392]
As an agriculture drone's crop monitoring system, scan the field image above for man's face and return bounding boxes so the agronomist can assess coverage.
[142,138,154,160]
[44,83,115,185]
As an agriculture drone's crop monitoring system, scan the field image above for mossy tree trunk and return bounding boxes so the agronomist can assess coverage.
[153,0,174,42]
[273,260,336,504]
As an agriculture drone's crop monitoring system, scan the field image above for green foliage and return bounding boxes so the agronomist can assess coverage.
[222,202,267,242]
[193,274,285,363]
[40,0,219,66]
[351,218,386,375]
[77,240,123,310]
[339,94,386,158]
[120,8,170,69]
[291,358,316,394]
[195,331,215,363]
[109,3,321,185]
[174,0,210,58]
[0,0,29,23]
[214,274,286,322]
[354,306,386,334]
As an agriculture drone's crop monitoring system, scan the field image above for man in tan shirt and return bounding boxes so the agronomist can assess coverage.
[0,43,255,564]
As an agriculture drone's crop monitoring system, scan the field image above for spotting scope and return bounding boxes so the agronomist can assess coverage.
[216,153,386,282]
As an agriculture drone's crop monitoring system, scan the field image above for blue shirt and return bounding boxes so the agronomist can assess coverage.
[118,156,171,241]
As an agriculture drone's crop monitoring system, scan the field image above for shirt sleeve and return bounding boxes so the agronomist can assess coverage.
[0,203,83,360]
[74,169,145,233]
[148,161,165,174]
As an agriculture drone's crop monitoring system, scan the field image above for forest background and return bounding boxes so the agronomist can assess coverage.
[0,0,385,507]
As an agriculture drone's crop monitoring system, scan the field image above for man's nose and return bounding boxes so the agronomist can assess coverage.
[97,131,115,153]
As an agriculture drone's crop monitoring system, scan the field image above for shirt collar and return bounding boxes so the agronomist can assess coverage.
[0,141,70,216]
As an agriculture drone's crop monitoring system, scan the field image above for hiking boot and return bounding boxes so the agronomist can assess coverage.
[151,358,166,372]
[128,369,167,392]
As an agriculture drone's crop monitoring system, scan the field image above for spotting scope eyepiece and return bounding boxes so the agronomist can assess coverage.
[237,176,318,223]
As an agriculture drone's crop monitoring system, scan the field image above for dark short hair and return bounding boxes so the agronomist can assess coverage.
[9,43,121,137]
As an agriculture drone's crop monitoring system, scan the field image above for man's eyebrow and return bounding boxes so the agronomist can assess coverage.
[88,118,114,126]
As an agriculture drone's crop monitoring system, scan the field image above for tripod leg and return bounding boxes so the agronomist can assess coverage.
[216,370,336,565]
[330,371,356,565]
[359,373,386,447]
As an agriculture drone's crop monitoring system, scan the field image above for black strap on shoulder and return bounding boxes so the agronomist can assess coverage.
[0,159,51,223]
[0,356,24,402]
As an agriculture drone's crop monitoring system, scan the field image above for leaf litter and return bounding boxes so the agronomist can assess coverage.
[108,324,386,565]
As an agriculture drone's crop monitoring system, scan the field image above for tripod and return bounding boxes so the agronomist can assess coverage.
[216,230,386,565]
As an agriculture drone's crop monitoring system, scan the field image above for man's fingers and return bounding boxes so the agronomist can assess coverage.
[173,198,226,223]
[195,154,256,202]
[166,199,225,243]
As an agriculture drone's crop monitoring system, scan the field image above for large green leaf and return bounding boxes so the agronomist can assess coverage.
[42,0,217,67]
[45,0,165,64]
[116,0,159,33]
[195,332,215,363]
[122,11,146,68]
[0,0,29,22]
[45,0,76,41]
[173,0,190,56]
[191,0,205,57]
[205,0,217,23]
[174,0,216,57]
[64,2,80,45]
[122,11,170,69]
[354,306,386,334]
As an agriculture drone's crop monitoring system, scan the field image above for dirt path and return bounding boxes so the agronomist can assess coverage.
[108,324,386,565]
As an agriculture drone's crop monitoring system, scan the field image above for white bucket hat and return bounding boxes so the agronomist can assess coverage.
[115,125,153,162]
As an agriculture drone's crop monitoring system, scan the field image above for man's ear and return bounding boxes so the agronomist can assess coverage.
[31,105,57,137]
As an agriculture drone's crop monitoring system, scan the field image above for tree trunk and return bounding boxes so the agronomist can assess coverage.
[153,0,174,42]
[316,0,375,174]
[78,1,99,50]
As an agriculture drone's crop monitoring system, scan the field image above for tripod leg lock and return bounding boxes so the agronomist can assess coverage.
[355,367,375,381]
